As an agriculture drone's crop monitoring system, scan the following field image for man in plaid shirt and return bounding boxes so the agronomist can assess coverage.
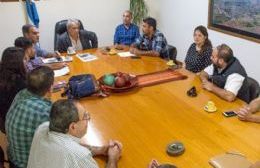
[130,17,169,59]
[5,66,54,168]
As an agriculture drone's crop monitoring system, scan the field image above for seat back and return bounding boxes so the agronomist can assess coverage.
[167,45,177,60]
[247,77,260,102]
[54,19,84,50]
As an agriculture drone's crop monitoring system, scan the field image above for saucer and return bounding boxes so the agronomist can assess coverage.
[67,51,76,55]
[204,106,217,112]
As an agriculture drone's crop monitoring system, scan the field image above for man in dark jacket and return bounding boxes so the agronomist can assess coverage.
[200,44,250,103]
[57,19,98,53]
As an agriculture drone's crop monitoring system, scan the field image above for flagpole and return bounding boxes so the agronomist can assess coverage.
[19,0,29,24]
[24,0,40,27]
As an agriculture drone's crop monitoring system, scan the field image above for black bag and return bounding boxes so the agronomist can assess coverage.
[62,74,99,99]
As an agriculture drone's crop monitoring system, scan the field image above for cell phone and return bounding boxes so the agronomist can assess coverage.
[223,111,237,117]
[131,56,141,59]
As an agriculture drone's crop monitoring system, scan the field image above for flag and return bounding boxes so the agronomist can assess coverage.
[25,0,40,27]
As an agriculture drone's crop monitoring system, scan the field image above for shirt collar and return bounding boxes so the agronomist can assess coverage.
[143,30,158,40]
[50,131,81,144]
[123,23,132,29]
[69,34,80,43]
[25,89,52,103]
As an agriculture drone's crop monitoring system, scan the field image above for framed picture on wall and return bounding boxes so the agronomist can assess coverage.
[208,0,260,43]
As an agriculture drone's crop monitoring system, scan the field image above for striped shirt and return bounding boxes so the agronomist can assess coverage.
[27,122,99,168]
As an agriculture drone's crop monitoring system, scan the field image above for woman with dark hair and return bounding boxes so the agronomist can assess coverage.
[0,47,27,133]
[184,25,213,73]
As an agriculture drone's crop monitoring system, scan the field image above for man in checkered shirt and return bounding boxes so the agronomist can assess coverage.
[5,66,54,168]
[130,17,169,59]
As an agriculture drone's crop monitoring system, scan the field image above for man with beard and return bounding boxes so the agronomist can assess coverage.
[130,17,169,59]
[200,44,250,103]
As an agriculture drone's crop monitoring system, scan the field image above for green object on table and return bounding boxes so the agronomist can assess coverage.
[103,74,115,86]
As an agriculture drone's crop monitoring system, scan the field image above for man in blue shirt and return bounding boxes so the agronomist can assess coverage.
[114,10,140,46]
[130,17,169,59]
[22,24,59,58]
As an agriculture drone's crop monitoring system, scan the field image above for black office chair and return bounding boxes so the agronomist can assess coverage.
[54,19,84,50]
[167,45,177,60]
[247,76,260,102]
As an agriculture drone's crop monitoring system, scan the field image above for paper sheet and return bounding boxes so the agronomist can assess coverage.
[117,52,136,57]
[42,56,73,64]
[76,53,98,62]
[54,66,70,77]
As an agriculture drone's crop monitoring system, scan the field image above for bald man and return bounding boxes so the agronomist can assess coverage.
[114,10,140,46]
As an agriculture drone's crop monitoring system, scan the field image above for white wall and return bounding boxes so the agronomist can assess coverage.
[0,0,129,54]
[0,2,26,54]
[1,0,259,82]
[146,0,260,82]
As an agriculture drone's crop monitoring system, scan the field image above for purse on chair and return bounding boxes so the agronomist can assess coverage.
[209,151,252,168]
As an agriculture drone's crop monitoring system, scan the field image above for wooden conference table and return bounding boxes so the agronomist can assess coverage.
[52,48,260,168]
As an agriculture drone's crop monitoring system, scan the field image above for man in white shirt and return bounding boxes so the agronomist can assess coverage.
[27,99,122,168]
[200,44,250,103]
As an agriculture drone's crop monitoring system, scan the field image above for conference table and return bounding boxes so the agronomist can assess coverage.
[51,48,260,167]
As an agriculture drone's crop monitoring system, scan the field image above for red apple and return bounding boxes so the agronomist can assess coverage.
[122,73,131,84]
[115,76,126,88]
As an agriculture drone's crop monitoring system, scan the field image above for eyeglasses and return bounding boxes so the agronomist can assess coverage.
[78,112,91,122]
